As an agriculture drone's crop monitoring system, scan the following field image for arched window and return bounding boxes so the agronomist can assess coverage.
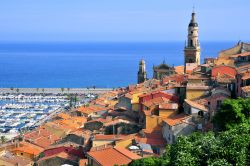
[190,40,193,47]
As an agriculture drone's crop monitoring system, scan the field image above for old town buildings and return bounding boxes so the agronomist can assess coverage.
[0,11,250,166]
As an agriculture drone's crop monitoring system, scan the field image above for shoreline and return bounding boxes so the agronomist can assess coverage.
[0,88,113,95]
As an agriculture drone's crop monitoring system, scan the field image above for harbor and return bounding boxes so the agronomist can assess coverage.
[0,94,70,140]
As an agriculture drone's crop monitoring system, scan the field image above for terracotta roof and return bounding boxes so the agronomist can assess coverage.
[242,86,250,93]
[87,147,141,166]
[142,97,169,108]
[24,126,61,148]
[13,145,43,156]
[216,74,235,83]
[77,105,107,115]
[229,51,250,58]
[185,99,209,112]
[136,127,166,147]
[242,72,250,80]
[124,93,133,99]
[162,74,186,84]
[175,65,184,74]
[56,113,71,120]
[38,151,78,163]
[162,114,192,126]
[114,147,141,160]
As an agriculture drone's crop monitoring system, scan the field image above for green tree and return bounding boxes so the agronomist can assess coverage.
[129,157,163,166]
[213,98,250,131]
[130,123,250,166]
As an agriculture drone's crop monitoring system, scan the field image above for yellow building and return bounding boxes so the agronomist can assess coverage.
[131,91,144,112]
[186,86,210,100]
[145,115,162,130]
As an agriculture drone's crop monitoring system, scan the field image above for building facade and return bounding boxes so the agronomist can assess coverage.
[153,61,176,80]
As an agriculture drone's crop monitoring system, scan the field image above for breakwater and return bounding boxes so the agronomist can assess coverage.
[0,88,113,94]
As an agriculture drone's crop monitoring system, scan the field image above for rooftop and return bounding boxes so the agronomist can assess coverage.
[87,147,141,166]
[185,99,209,112]
[162,113,192,126]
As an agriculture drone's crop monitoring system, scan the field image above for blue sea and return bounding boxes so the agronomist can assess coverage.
[0,41,236,88]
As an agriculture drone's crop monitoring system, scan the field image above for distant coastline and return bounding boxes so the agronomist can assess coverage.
[0,41,236,88]
[0,88,112,95]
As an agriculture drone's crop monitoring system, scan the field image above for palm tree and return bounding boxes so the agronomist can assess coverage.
[1,136,7,144]
[10,87,14,93]
[61,88,64,94]
[16,88,20,94]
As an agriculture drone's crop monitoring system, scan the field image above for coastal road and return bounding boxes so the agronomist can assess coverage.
[33,108,64,127]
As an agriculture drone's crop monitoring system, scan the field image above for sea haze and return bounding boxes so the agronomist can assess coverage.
[0,41,235,88]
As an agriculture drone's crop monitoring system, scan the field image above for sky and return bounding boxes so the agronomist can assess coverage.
[0,0,249,42]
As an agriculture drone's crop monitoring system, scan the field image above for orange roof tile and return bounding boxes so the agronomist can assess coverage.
[38,152,78,163]
[77,105,106,115]
[114,147,141,160]
[87,147,140,166]
[162,114,192,126]
[136,127,166,147]
[175,65,184,74]
[185,99,209,112]
[142,97,169,108]
[56,113,71,120]
[13,145,42,156]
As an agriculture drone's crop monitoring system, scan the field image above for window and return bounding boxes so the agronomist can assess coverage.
[217,100,222,109]
[198,111,204,117]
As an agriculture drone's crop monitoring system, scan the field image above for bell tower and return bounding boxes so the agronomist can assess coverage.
[184,9,200,72]
[137,59,147,84]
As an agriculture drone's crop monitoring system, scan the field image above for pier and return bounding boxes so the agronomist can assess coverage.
[0,88,113,95]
